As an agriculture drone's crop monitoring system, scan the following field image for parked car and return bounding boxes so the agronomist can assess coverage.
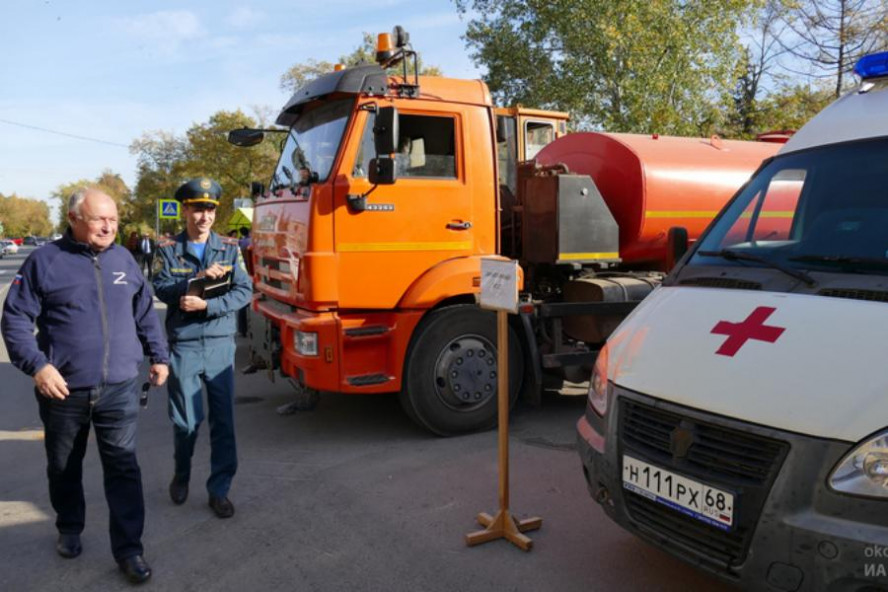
[1,239,19,255]
[22,236,37,246]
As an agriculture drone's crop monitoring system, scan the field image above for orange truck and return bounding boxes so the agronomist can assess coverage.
[229,28,780,435]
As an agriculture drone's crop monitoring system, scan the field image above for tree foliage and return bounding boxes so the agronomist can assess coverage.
[280,33,443,94]
[454,0,761,136]
[129,110,279,235]
[779,0,888,97]
[0,192,54,237]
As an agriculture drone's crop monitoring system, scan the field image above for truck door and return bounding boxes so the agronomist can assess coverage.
[333,104,475,309]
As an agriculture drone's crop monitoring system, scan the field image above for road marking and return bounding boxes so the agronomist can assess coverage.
[0,429,44,441]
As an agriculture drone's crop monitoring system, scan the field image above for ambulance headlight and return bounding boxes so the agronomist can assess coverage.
[828,429,888,498]
[294,331,318,356]
[587,343,610,417]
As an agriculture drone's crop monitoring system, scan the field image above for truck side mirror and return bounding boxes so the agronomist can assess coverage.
[374,107,399,155]
[228,128,265,147]
[369,157,396,185]
[666,226,689,271]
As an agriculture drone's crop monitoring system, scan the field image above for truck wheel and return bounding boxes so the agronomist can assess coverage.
[401,305,524,436]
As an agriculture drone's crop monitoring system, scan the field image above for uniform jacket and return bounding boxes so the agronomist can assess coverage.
[152,231,252,343]
[1,231,169,389]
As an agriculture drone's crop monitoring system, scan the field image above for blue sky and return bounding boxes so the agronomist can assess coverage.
[0,1,481,219]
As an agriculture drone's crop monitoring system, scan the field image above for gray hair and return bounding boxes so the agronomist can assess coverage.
[67,187,92,218]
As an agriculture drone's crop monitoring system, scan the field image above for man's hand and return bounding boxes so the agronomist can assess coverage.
[149,363,169,387]
[198,263,227,280]
[180,294,208,312]
[34,364,69,400]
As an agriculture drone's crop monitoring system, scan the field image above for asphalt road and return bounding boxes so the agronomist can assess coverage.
[0,246,732,591]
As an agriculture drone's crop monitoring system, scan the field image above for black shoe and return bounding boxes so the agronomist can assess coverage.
[56,533,82,559]
[208,496,235,518]
[169,477,188,505]
[118,554,152,584]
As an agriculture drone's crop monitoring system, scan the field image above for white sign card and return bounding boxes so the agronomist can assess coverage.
[480,258,519,313]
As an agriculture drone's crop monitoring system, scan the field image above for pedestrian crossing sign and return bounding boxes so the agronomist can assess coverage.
[158,199,180,219]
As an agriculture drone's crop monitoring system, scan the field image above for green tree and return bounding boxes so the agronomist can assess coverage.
[754,82,834,131]
[724,0,792,138]
[280,32,442,94]
[130,110,278,235]
[0,193,53,237]
[454,0,761,136]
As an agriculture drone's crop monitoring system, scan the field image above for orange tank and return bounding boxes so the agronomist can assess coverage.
[534,132,780,265]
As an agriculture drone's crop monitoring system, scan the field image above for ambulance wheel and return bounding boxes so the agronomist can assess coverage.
[400,305,523,436]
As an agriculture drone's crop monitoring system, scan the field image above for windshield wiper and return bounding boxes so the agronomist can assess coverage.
[789,254,888,271]
[699,249,817,286]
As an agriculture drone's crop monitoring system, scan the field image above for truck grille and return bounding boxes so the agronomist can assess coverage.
[618,399,788,569]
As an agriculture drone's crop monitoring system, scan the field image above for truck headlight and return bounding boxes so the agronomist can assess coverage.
[294,331,318,356]
[828,429,888,497]
[588,343,610,416]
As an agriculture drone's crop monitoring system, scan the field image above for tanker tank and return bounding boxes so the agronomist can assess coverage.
[533,132,781,267]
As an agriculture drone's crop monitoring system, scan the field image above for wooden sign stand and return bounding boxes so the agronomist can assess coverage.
[465,305,542,551]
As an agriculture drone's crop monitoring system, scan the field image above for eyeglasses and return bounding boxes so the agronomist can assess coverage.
[78,215,119,226]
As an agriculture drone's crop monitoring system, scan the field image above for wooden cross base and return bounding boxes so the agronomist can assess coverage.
[465,509,542,551]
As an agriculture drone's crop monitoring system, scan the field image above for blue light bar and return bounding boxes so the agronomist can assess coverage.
[854,51,888,80]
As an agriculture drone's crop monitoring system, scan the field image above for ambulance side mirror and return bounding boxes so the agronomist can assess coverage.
[666,226,689,271]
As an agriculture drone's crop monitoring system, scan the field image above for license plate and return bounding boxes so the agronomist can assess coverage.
[622,455,734,531]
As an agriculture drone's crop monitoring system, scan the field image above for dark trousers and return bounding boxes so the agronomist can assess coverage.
[37,377,144,560]
[139,252,154,278]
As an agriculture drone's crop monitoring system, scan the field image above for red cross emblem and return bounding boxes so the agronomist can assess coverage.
[711,306,785,357]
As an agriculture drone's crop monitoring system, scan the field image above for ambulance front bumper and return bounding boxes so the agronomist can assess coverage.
[577,387,888,592]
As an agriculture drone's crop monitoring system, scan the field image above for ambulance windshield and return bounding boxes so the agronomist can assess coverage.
[691,138,888,277]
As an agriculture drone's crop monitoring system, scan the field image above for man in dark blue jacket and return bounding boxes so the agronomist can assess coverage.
[152,178,251,519]
[1,188,169,584]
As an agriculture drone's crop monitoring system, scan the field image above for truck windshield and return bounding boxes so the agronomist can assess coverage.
[270,98,353,194]
[690,138,888,277]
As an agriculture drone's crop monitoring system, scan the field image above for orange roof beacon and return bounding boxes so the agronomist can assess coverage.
[230,26,779,436]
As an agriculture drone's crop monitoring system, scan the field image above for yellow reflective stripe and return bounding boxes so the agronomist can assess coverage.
[645,211,720,218]
[559,252,620,261]
[646,210,795,219]
[338,241,473,252]
[743,211,795,218]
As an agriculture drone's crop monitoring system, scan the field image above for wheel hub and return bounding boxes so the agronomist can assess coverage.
[434,336,498,410]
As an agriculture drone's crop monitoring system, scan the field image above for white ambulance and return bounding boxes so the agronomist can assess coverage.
[578,52,888,591]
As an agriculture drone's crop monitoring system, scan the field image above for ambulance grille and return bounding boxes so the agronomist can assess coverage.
[678,277,761,290]
[818,288,888,302]
[620,401,787,485]
[619,399,789,568]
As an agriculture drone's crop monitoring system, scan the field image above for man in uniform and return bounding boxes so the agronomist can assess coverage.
[152,178,252,518]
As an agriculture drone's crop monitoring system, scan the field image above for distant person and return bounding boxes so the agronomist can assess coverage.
[152,178,252,519]
[137,233,155,278]
[126,230,139,256]
[237,227,250,252]
[1,187,169,584]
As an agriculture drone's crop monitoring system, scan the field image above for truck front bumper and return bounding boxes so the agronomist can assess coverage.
[577,387,888,592]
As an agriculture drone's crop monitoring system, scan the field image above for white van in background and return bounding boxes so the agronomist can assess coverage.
[578,51,888,591]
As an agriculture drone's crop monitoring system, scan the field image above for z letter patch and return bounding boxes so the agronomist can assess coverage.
[113,272,128,285]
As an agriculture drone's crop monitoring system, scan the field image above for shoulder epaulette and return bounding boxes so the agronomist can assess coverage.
[220,236,240,246]
[157,239,176,248]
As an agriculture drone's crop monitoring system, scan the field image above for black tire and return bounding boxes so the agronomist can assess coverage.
[400,305,524,436]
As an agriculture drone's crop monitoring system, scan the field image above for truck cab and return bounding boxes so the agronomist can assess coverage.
[577,52,888,590]
[233,30,571,435]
